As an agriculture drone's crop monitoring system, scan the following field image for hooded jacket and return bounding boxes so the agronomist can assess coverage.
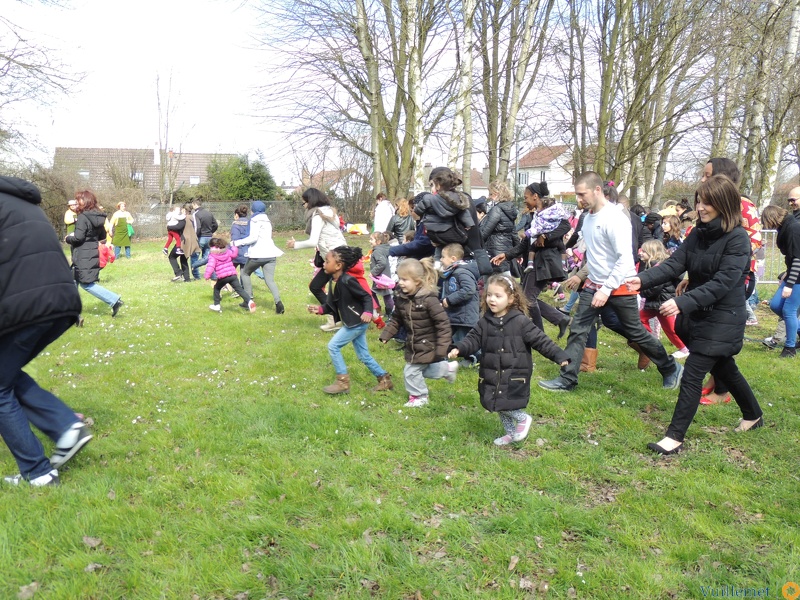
[233,205,283,260]
[638,217,749,357]
[322,272,374,327]
[0,176,81,337]
[455,308,569,412]
[380,288,452,364]
[440,261,480,327]
[414,191,474,244]
[66,209,109,284]
[204,246,239,280]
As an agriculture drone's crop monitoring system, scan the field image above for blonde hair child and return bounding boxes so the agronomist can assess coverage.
[637,240,689,360]
[449,274,570,445]
[379,258,457,407]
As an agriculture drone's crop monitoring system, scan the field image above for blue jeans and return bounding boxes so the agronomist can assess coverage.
[191,237,212,279]
[78,282,120,308]
[770,282,800,348]
[0,318,80,479]
[114,246,131,259]
[328,323,386,376]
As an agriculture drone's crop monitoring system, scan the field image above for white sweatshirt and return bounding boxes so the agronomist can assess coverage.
[582,203,635,297]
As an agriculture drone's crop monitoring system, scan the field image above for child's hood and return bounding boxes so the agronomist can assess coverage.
[485,307,525,325]
[210,246,232,256]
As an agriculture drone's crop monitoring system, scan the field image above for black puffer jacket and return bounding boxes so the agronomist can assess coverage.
[380,288,451,364]
[66,210,108,284]
[455,309,569,412]
[0,176,81,337]
[506,218,569,283]
[480,201,519,272]
[638,261,680,311]
[638,218,749,357]
[387,213,415,243]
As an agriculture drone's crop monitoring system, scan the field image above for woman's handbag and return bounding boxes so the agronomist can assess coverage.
[127,223,135,238]
[313,250,324,268]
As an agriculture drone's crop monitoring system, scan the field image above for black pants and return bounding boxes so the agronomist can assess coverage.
[310,268,332,305]
[559,290,676,386]
[169,247,190,281]
[521,273,568,331]
[213,275,249,305]
[666,352,762,442]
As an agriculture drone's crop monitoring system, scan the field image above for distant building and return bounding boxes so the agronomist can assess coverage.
[510,145,574,198]
[53,147,236,201]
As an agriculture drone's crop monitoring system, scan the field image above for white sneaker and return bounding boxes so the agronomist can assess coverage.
[404,395,429,408]
[512,415,533,442]
[50,423,93,469]
[671,349,690,359]
[493,434,515,446]
[209,304,222,312]
[4,469,59,486]
[248,300,257,313]
[444,361,459,383]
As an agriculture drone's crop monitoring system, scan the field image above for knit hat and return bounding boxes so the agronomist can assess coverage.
[251,201,266,214]
[644,212,662,226]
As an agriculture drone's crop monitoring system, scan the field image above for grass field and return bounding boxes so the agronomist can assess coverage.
[1,235,798,600]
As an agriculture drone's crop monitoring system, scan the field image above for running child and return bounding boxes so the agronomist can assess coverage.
[308,246,393,394]
[368,231,395,317]
[379,257,457,407]
[448,274,570,445]
[440,243,480,365]
[205,236,255,313]
[163,205,186,256]
[637,239,690,360]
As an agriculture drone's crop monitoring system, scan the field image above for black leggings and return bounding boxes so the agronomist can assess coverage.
[309,268,332,305]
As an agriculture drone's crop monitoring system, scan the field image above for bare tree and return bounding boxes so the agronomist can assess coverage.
[156,73,182,205]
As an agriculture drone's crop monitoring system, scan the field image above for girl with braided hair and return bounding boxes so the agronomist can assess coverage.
[307,246,393,394]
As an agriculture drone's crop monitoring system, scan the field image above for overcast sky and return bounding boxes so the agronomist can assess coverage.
[9,0,303,185]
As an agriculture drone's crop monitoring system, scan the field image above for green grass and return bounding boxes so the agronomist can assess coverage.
[1,235,798,599]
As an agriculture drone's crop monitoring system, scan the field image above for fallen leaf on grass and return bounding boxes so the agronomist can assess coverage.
[535,536,544,549]
[508,555,519,571]
[83,536,102,548]
[308,543,320,550]
[84,563,104,573]
[18,582,39,600]
[360,579,380,591]
[363,529,372,545]
[107,490,116,500]
[519,577,534,590]
[241,562,251,572]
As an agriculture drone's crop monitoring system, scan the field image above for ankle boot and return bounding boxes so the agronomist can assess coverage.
[320,315,342,331]
[580,348,598,372]
[323,374,350,394]
[627,340,650,370]
[372,373,393,391]
[275,301,285,314]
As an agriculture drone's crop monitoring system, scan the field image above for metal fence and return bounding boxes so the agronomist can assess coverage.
[758,229,782,286]
[131,201,308,239]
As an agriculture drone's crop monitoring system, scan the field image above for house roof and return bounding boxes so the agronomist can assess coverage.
[512,145,570,169]
[470,169,487,188]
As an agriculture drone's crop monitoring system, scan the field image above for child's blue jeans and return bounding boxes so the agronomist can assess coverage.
[328,323,387,376]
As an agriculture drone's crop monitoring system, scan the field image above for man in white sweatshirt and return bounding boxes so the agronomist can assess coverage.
[539,171,682,392]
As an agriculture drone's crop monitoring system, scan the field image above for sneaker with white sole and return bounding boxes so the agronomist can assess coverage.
[404,395,429,408]
[493,434,515,446]
[4,469,59,487]
[50,423,93,469]
[209,304,222,312]
[512,415,533,442]
[248,300,257,313]
[444,361,459,383]
[671,349,690,360]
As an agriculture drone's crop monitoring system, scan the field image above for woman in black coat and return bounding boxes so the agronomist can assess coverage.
[491,182,570,336]
[626,175,763,454]
[480,181,518,274]
[65,191,123,317]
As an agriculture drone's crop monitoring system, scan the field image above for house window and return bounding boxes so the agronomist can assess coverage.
[540,170,546,182]
[517,172,528,186]
[133,172,144,183]
[189,175,200,185]
[78,170,90,180]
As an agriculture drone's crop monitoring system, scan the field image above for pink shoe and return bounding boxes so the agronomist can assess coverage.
[493,434,515,446]
[404,395,429,408]
[512,415,532,442]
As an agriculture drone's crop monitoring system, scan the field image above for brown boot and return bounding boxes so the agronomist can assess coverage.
[323,374,350,394]
[372,373,393,391]
[627,340,651,370]
[580,348,598,372]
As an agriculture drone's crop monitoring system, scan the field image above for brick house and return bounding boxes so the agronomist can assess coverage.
[53,147,236,201]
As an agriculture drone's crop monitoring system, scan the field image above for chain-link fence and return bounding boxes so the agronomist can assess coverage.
[131,201,308,239]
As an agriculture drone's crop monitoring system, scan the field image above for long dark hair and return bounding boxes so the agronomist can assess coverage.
[707,158,740,187]
[301,188,332,209]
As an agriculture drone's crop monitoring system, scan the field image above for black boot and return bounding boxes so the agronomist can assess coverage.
[275,301,285,314]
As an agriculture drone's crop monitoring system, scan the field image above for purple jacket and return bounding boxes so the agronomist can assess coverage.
[204,246,238,279]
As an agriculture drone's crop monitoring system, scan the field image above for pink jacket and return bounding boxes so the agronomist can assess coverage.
[204,246,238,280]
